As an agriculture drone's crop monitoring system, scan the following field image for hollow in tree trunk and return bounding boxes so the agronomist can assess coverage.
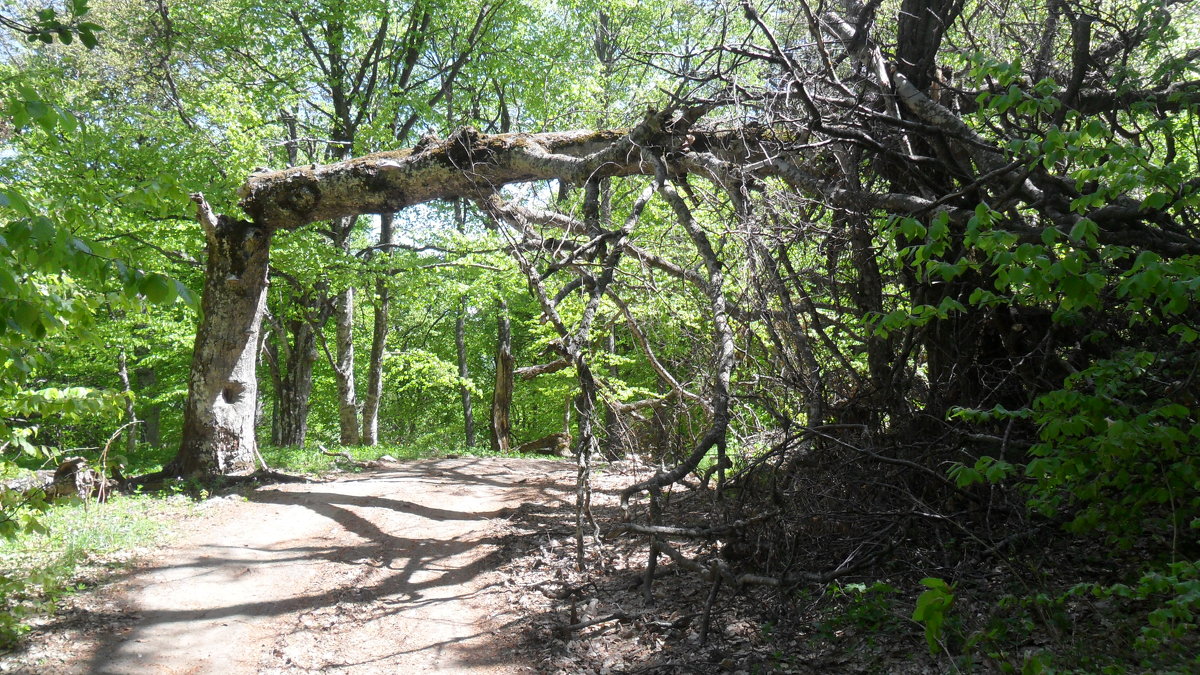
[166,195,271,476]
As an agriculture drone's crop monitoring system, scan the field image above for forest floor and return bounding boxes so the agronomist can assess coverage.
[0,456,940,674]
[0,457,575,674]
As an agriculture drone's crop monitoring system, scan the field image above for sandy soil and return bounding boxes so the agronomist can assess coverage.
[9,457,574,674]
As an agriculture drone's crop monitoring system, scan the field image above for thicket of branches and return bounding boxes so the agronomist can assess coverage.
[473,0,1199,664]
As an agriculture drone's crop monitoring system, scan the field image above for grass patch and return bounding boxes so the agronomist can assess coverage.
[259,442,568,475]
[259,443,426,474]
[0,492,194,646]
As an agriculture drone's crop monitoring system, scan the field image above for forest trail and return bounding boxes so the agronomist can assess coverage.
[50,457,573,674]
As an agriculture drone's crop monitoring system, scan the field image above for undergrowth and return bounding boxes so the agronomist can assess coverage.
[0,492,193,647]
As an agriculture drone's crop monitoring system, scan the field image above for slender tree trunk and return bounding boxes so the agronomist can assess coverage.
[327,214,361,446]
[117,349,138,455]
[602,330,621,458]
[270,388,280,446]
[334,283,361,445]
[278,319,317,447]
[167,196,270,476]
[134,361,161,447]
[457,300,475,446]
[264,339,283,446]
[491,298,513,453]
[573,360,599,570]
[362,212,394,445]
[454,200,475,447]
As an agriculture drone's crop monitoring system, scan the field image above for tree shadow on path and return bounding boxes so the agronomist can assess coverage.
[80,457,573,674]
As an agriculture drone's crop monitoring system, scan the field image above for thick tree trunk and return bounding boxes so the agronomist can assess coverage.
[362,212,395,446]
[167,195,270,476]
[490,298,513,453]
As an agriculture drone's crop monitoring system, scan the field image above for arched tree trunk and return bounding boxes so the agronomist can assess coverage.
[167,195,270,476]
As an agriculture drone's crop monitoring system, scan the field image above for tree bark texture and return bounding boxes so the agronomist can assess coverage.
[491,298,513,453]
[240,126,687,230]
[329,215,361,446]
[168,195,270,476]
[361,212,395,446]
[334,284,361,445]
[277,318,317,447]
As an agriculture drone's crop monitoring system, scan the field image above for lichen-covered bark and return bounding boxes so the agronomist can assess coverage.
[167,195,270,476]
[239,128,634,229]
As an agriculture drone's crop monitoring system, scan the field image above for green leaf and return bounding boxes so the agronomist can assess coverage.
[1142,192,1171,210]
[79,28,98,49]
[174,280,198,308]
[30,216,55,242]
[14,302,42,336]
[140,273,177,304]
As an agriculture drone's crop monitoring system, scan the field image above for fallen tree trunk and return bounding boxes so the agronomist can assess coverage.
[0,457,105,502]
[514,432,572,457]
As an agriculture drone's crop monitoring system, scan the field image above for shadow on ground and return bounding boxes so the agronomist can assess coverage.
[57,457,576,673]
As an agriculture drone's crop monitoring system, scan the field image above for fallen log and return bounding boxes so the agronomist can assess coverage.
[514,432,572,457]
[0,457,106,502]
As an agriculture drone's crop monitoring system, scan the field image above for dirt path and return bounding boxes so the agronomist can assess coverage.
[31,457,573,674]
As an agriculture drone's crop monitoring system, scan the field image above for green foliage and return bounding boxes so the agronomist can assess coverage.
[1022,352,1199,542]
[834,581,902,631]
[1075,561,1200,658]
[913,577,956,654]
[5,1,102,49]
